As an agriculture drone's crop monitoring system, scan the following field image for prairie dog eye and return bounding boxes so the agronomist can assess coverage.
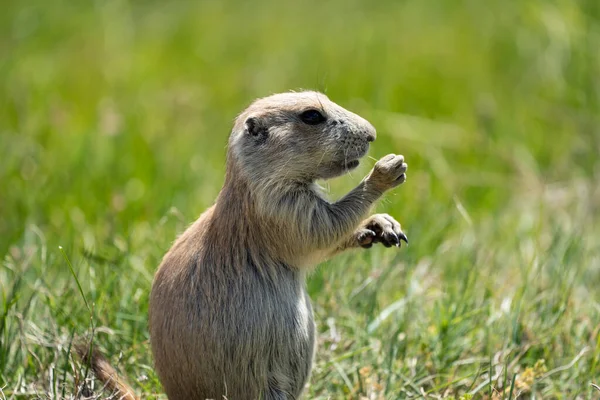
[299,109,326,125]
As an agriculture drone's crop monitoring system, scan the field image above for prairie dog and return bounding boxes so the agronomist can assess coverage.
[79,91,408,400]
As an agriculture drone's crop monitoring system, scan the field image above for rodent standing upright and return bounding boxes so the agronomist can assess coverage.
[79,91,409,400]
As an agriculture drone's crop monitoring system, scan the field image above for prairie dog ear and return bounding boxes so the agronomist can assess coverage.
[244,116,268,138]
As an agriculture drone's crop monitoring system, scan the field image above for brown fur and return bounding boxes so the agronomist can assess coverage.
[80,91,408,400]
[75,342,138,400]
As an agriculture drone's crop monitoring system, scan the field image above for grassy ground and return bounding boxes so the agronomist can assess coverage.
[1,0,600,398]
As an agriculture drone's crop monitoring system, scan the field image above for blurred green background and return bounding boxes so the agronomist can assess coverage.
[1,0,599,398]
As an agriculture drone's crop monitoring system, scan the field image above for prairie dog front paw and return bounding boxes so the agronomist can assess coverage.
[367,154,407,192]
[355,214,408,248]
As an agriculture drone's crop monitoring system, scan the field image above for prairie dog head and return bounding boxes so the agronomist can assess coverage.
[228,91,376,185]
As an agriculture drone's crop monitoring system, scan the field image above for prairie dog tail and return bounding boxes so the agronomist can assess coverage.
[74,341,139,400]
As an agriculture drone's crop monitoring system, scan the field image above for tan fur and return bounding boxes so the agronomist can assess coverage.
[79,91,408,400]
[75,342,139,400]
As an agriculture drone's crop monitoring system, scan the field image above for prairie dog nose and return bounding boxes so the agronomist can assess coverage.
[361,118,377,143]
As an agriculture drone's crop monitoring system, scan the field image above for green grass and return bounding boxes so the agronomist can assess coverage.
[1,0,600,398]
